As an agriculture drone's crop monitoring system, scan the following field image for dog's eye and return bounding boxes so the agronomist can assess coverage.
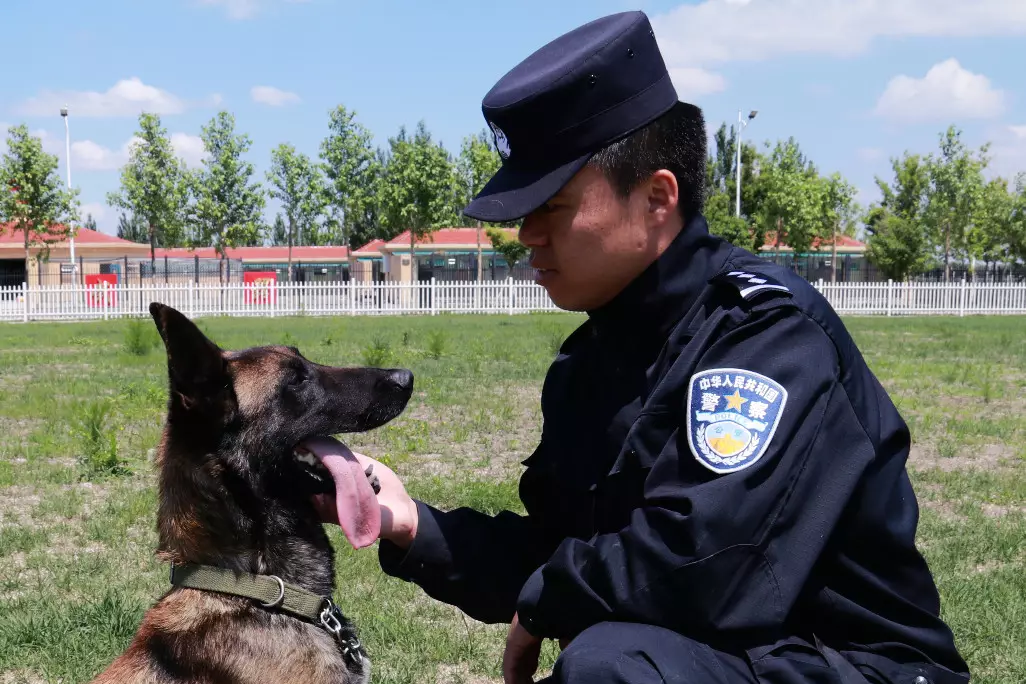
[291,365,310,385]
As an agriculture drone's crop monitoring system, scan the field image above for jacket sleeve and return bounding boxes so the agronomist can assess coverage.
[514,305,880,641]
[377,491,561,625]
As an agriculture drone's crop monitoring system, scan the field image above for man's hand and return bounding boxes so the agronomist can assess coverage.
[303,436,419,548]
[503,612,543,684]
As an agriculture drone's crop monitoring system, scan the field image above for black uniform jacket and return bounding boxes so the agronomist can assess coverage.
[378,215,970,683]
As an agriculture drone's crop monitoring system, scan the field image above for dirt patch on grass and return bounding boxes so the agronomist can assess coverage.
[0,417,41,437]
[981,503,1026,518]
[0,669,48,684]
[436,663,503,684]
[909,443,1015,472]
[0,486,41,529]
[920,498,965,523]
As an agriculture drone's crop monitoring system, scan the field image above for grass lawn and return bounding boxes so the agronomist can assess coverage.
[1,312,1024,684]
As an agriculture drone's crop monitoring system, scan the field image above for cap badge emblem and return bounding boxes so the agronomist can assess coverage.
[489,121,511,160]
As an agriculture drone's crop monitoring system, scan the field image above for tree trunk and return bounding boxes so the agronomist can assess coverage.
[409,228,416,285]
[831,224,838,283]
[23,222,30,278]
[944,221,951,283]
[287,217,295,283]
[476,221,483,283]
[149,223,156,271]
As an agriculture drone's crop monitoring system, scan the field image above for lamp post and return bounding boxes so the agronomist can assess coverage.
[60,105,76,281]
[735,109,758,218]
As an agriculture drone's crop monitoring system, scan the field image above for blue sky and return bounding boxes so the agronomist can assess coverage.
[2,0,1025,237]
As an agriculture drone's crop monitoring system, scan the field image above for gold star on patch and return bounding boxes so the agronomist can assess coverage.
[725,390,747,412]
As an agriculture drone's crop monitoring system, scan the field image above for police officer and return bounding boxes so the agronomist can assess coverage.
[336,10,971,684]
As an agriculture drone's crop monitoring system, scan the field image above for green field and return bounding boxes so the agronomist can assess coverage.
[1,313,1024,684]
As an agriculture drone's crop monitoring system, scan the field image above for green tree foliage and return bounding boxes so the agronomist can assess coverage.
[457,129,503,279]
[84,213,97,232]
[191,111,266,262]
[820,173,859,282]
[106,113,190,265]
[924,126,990,281]
[704,191,753,250]
[320,105,380,260]
[267,143,326,281]
[116,213,148,243]
[485,226,528,271]
[0,124,80,265]
[758,138,826,256]
[378,122,460,283]
[864,209,933,281]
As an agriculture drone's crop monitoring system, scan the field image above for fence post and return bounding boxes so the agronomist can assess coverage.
[430,277,437,316]
[508,277,514,316]
[102,282,109,321]
[189,281,195,318]
[22,282,28,323]
[886,279,893,317]
[959,278,966,317]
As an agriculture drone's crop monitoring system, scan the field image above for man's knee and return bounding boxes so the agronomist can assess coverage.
[551,623,645,684]
[548,622,750,684]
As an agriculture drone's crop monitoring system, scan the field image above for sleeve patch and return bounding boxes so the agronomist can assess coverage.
[712,270,791,300]
[685,368,788,474]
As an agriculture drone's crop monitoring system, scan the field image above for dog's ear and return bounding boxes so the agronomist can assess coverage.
[149,302,227,408]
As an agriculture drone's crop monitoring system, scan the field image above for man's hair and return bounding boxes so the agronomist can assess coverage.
[587,101,707,223]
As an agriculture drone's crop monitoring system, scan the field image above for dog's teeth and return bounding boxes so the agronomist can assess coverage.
[294,450,318,467]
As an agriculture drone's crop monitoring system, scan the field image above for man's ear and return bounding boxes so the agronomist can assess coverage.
[149,302,227,409]
[645,169,679,224]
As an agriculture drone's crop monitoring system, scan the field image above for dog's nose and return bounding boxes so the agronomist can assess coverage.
[386,369,414,391]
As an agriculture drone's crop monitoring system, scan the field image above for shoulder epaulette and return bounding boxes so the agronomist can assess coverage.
[711,269,792,301]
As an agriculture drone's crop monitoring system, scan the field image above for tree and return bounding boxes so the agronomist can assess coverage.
[757,138,825,257]
[486,226,528,272]
[874,152,930,224]
[0,124,80,266]
[117,213,148,243]
[820,173,859,282]
[457,129,503,280]
[269,213,288,247]
[924,126,989,281]
[320,105,380,271]
[864,210,933,282]
[191,111,266,267]
[704,190,752,250]
[107,114,190,266]
[267,143,327,281]
[379,122,460,283]
[84,213,97,232]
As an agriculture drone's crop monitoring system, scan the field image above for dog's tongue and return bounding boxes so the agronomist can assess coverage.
[299,438,380,549]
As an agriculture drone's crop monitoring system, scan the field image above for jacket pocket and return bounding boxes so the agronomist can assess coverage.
[746,637,846,684]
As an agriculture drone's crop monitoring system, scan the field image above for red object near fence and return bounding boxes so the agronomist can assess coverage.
[244,271,277,305]
[85,273,118,308]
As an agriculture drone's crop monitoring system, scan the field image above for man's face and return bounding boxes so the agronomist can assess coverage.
[518,164,680,312]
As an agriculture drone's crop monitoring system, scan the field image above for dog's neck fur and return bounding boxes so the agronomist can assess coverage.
[155,420,337,599]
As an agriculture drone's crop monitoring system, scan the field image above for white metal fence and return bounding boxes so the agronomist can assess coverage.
[1,278,1025,323]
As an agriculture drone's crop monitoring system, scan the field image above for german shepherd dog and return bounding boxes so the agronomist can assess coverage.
[89,303,414,684]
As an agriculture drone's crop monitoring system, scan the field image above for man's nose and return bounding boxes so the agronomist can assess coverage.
[518,216,548,247]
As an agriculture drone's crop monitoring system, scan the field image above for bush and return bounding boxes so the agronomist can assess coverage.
[123,318,157,356]
[74,399,130,478]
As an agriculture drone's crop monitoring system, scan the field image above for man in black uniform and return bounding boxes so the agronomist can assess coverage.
[321,10,971,684]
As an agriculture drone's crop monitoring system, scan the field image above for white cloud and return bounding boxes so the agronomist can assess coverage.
[198,0,260,19]
[171,133,207,167]
[651,0,1026,97]
[985,124,1026,181]
[78,203,114,234]
[873,59,1006,122]
[197,0,309,19]
[15,77,220,118]
[668,67,726,98]
[857,148,884,162]
[250,85,301,106]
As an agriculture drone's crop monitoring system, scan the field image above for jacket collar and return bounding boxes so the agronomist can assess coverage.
[586,214,732,337]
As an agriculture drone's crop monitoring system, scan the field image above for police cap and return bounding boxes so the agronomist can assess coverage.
[462,11,679,223]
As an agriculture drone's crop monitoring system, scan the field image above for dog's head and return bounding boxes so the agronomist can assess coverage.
[148,302,413,553]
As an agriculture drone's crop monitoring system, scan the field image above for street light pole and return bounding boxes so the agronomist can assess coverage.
[735,109,758,218]
[60,105,76,280]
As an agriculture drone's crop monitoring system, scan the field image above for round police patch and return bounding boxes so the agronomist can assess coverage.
[685,368,788,474]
